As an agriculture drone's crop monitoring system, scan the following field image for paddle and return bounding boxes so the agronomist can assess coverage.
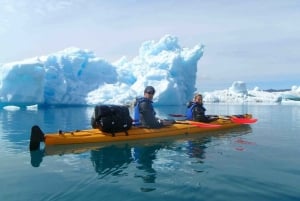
[180,121,221,128]
[168,114,186,117]
[133,119,220,128]
[230,116,258,124]
[159,119,221,128]
[169,114,258,124]
[30,125,45,151]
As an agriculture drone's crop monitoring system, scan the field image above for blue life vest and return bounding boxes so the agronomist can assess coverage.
[133,97,146,125]
[186,103,197,120]
[133,104,140,126]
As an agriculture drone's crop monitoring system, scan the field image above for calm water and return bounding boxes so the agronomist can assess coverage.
[0,104,299,201]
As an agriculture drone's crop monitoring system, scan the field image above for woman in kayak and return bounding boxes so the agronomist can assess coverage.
[186,93,216,123]
[134,86,173,128]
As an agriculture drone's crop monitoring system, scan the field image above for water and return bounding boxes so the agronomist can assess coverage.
[0,104,299,201]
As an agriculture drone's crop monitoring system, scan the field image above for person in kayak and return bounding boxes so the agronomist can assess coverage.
[134,86,173,128]
[186,93,216,123]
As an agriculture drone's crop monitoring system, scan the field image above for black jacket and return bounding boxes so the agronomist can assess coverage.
[136,97,162,128]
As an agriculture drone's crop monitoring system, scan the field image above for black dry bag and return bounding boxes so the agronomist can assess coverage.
[91,105,132,136]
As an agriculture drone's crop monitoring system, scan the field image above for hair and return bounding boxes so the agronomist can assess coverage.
[144,86,155,94]
[193,93,202,101]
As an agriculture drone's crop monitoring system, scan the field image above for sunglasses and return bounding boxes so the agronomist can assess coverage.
[146,91,155,95]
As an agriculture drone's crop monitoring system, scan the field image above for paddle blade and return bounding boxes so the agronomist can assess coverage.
[231,117,258,124]
[29,125,45,151]
[168,114,186,117]
[188,121,221,128]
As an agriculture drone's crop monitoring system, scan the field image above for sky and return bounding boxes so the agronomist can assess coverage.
[0,0,299,91]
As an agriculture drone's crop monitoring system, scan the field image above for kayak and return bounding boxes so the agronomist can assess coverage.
[29,114,257,150]
[30,124,253,167]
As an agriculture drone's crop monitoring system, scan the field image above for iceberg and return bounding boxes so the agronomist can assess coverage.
[0,35,204,106]
[0,34,299,108]
[204,81,299,104]
[281,86,300,101]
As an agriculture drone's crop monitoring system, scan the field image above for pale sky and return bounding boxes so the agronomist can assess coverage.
[0,0,299,91]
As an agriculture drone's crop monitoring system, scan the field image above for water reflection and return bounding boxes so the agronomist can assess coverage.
[89,143,165,185]
[90,144,133,178]
[0,106,94,151]
[30,149,44,167]
[131,144,164,184]
[185,138,209,160]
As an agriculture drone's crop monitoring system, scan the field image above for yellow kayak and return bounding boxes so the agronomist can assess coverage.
[29,114,257,150]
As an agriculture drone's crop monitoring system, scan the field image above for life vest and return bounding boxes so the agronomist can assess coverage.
[133,97,145,125]
[186,102,197,120]
[133,97,154,126]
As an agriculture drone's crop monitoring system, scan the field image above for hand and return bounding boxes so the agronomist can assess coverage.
[160,119,175,126]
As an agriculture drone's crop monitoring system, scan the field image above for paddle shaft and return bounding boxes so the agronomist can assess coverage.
[168,114,257,124]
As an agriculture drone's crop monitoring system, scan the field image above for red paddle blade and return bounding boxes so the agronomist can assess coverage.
[188,121,221,128]
[230,117,258,124]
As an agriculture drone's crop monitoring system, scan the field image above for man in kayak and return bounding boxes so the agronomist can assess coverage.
[134,86,173,128]
[186,93,216,123]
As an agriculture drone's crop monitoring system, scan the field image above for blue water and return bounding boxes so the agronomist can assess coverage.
[0,104,299,201]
